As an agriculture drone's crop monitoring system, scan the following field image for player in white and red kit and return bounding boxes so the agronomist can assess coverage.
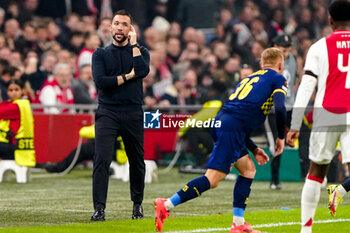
[287,1,350,233]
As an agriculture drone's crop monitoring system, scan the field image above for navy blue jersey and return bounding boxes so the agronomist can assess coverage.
[222,68,287,130]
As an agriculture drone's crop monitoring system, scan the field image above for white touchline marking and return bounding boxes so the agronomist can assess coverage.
[0,207,91,213]
[165,218,350,233]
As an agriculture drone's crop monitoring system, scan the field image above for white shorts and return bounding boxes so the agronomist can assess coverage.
[309,125,350,164]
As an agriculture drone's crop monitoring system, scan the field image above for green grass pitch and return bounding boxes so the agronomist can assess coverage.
[0,168,349,232]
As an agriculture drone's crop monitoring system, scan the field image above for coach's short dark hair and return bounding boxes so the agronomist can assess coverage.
[113,10,133,24]
[329,0,350,22]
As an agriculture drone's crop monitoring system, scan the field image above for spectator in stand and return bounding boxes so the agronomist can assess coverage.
[71,64,97,104]
[0,47,11,62]
[232,5,255,48]
[0,58,9,74]
[9,50,22,67]
[97,17,113,47]
[21,0,38,22]
[81,15,97,33]
[296,8,316,40]
[15,22,40,55]
[239,64,254,80]
[209,23,226,47]
[212,42,229,69]
[154,42,172,81]
[2,66,21,81]
[4,18,21,50]
[143,27,162,50]
[250,40,267,71]
[250,18,268,44]
[76,31,101,77]
[36,22,50,53]
[0,8,5,31]
[267,7,285,40]
[178,41,200,63]
[165,36,181,71]
[313,4,328,39]
[0,33,7,50]
[67,31,84,55]
[57,49,72,65]
[218,7,234,32]
[160,76,189,106]
[173,41,200,81]
[203,54,218,78]
[39,63,74,114]
[182,27,197,46]
[45,41,62,53]
[47,19,70,49]
[0,65,11,100]
[58,50,78,76]
[143,65,157,108]
[183,69,198,105]
[28,51,57,93]
[6,2,21,23]
[167,22,182,38]
[214,57,241,87]
[195,30,206,49]
[60,13,81,37]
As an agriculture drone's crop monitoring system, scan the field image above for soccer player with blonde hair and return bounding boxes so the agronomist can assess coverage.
[155,47,287,233]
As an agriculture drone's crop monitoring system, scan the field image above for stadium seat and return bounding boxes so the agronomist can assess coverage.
[109,160,158,183]
[110,161,130,182]
[145,160,158,183]
[0,160,31,183]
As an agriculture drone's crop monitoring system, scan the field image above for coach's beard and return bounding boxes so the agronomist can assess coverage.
[113,33,128,44]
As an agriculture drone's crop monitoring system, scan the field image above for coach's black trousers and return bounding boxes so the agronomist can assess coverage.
[93,107,145,210]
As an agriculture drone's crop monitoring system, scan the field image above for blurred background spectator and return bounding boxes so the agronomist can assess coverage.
[39,63,74,114]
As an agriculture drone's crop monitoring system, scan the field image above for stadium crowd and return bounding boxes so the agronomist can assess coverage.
[0,0,331,110]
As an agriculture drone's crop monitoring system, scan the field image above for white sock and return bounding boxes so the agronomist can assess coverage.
[301,178,322,228]
[164,199,174,211]
[338,185,347,197]
[233,216,245,226]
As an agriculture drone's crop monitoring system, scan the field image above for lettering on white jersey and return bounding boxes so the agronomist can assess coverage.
[336,40,350,49]
[337,54,350,88]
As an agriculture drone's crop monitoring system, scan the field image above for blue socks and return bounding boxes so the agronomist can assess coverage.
[233,175,253,217]
[170,176,211,206]
[342,178,350,192]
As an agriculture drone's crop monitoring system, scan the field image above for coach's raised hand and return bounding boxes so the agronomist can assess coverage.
[128,25,137,45]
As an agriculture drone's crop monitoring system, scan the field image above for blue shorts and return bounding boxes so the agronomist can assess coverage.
[207,110,248,174]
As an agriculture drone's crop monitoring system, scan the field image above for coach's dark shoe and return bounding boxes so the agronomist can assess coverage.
[132,204,144,219]
[91,209,105,221]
